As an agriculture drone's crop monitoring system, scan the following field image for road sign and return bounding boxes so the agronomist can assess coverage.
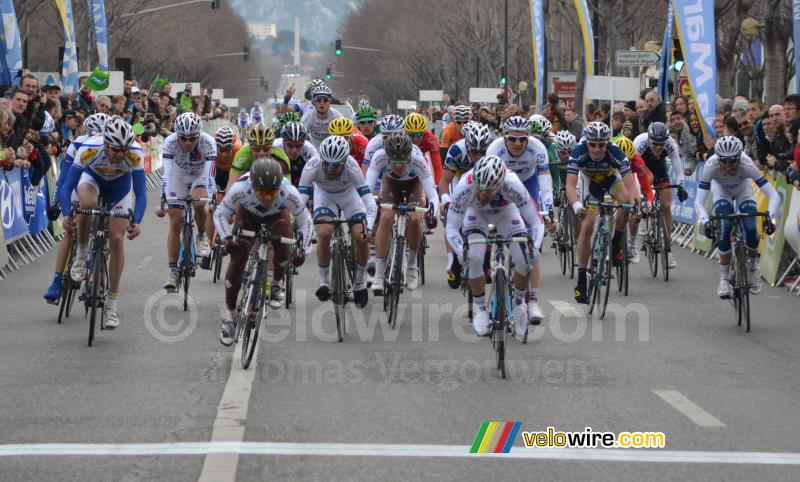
[469,88,503,103]
[615,50,660,67]
[397,100,416,110]
[418,90,443,102]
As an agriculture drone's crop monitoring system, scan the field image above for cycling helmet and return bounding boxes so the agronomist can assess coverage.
[715,135,744,160]
[461,120,479,137]
[502,115,531,133]
[473,155,506,191]
[215,126,235,148]
[253,101,260,108]
[383,132,413,159]
[356,105,378,122]
[453,105,471,122]
[84,113,109,135]
[281,122,308,142]
[647,121,669,143]
[380,114,405,135]
[554,130,576,152]
[328,117,354,136]
[247,123,275,146]
[279,111,301,125]
[357,99,371,109]
[404,113,428,133]
[175,112,202,137]
[308,78,326,90]
[250,158,284,190]
[583,121,611,142]
[614,136,635,160]
[529,114,552,136]
[103,116,136,149]
[319,135,350,165]
[465,124,493,151]
[312,84,333,99]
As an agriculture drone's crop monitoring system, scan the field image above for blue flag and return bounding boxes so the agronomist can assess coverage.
[530,0,545,113]
[657,3,673,101]
[55,0,80,93]
[793,0,800,94]
[87,0,109,71]
[0,0,23,85]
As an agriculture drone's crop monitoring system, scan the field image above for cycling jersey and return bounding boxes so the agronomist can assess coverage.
[161,132,216,198]
[350,131,369,166]
[633,133,685,185]
[413,130,443,184]
[364,135,384,166]
[365,147,439,215]
[213,175,312,253]
[630,154,654,202]
[55,133,94,196]
[297,155,377,228]
[250,107,264,124]
[567,141,632,180]
[439,122,463,149]
[59,138,147,224]
[215,139,243,173]
[238,113,250,129]
[443,139,473,176]
[486,136,553,211]
[273,137,318,185]
[230,144,292,179]
[301,108,344,149]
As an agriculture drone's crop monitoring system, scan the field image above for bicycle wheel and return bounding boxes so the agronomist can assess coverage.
[284,264,294,309]
[88,248,105,347]
[241,264,266,369]
[57,273,71,324]
[599,230,612,320]
[587,231,601,314]
[333,243,346,342]
[388,236,404,329]
[212,237,223,284]
[659,215,670,282]
[737,245,751,332]
[418,235,427,285]
[648,215,659,278]
[493,270,507,379]
[182,225,193,311]
[617,233,628,294]
[622,234,630,296]
[556,222,567,275]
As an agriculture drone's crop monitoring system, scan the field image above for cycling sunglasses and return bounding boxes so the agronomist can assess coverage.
[283,141,305,150]
[588,142,607,149]
[389,158,408,164]
[314,97,332,103]
[407,132,424,138]
[322,161,345,169]
[179,135,199,142]
[718,156,740,164]
[506,136,528,144]
[255,187,279,197]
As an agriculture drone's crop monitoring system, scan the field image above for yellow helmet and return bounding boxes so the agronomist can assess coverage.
[403,113,428,133]
[614,136,635,160]
[328,117,354,136]
[247,123,275,146]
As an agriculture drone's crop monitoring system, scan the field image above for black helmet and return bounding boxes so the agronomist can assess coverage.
[647,122,669,143]
[383,132,413,160]
[250,158,283,190]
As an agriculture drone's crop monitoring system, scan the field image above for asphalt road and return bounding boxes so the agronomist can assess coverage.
[2,188,800,481]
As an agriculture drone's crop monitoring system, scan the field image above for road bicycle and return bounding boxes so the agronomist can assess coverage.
[166,194,211,311]
[641,184,681,282]
[586,200,633,320]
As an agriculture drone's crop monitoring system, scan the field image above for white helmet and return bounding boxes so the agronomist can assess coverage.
[175,112,202,137]
[472,155,506,191]
[319,135,350,165]
[84,113,109,135]
[103,116,136,149]
[715,136,743,160]
[453,105,471,122]
[554,130,576,152]
[465,124,493,151]
[502,116,531,133]
[528,114,552,136]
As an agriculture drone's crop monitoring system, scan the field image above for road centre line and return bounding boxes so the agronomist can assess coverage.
[653,389,726,427]
[2,442,800,464]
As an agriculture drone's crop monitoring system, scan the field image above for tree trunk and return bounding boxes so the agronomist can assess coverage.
[717,62,734,99]
[762,29,788,105]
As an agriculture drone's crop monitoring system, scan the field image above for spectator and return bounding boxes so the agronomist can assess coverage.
[783,94,800,143]
[732,99,748,126]
[73,81,95,114]
[0,109,27,170]
[19,73,46,132]
[643,90,667,127]
[762,105,793,173]
[673,95,691,120]
[123,79,133,100]
[494,93,509,118]
[564,107,583,138]
[95,95,112,116]
[545,93,567,131]
[740,109,758,161]
[717,98,733,116]
[176,83,193,107]
[584,103,598,123]
[126,87,143,123]
[668,110,697,174]
[203,88,213,116]
[8,88,32,148]
[111,95,127,118]
[161,83,176,107]
[748,98,764,124]
[610,112,625,138]
[622,121,634,139]
[148,91,162,118]
[689,113,708,161]
[43,84,61,103]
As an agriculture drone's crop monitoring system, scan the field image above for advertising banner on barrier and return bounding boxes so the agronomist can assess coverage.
[691,165,714,252]
[1,168,28,243]
[0,218,7,269]
[46,166,64,237]
[753,174,777,253]
[784,185,800,257]
[671,163,697,225]
[760,174,793,285]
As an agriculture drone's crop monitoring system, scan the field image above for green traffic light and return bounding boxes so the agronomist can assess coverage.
[335,49,342,56]
[672,60,684,72]
[325,74,331,80]
[501,78,507,85]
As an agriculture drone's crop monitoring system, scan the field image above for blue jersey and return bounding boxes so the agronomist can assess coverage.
[444,139,473,176]
[567,141,631,183]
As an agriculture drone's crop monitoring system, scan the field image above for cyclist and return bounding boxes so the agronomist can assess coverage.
[59,116,145,328]
[694,136,779,298]
[250,101,264,124]
[530,114,561,192]
[237,108,250,135]
[614,136,654,264]
[363,114,405,174]
[297,135,377,307]
[487,116,553,324]
[439,105,471,160]
[276,112,302,137]
[328,117,369,166]
[633,122,689,269]
[552,129,582,241]
[356,105,379,140]
[404,112,443,184]
[567,122,641,304]
[43,113,109,302]
[226,123,291,189]
[273,121,318,187]
[301,84,343,149]
[280,78,342,115]
[203,126,242,263]
[439,123,493,288]
[446,155,541,340]
[214,159,312,346]
[352,98,371,123]
[157,112,216,292]
[365,133,439,292]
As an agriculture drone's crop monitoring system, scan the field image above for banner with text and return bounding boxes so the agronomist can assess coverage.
[88,0,109,71]
[531,0,545,112]
[0,0,22,85]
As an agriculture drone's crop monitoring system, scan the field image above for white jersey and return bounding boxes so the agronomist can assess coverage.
[162,131,216,195]
[73,136,145,181]
[365,147,439,215]
[297,155,377,227]
[445,170,542,255]
[364,135,384,166]
[213,176,312,252]
[486,136,549,182]
[301,108,343,149]
[250,106,264,124]
[694,153,780,224]
[273,138,318,162]
[633,132,685,184]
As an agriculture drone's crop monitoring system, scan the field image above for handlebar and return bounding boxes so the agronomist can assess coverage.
[653,184,683,191]
[165,196,212,204]
[587,199,634,210]
[74,206,133,219]
[313,218,352,225]
[709,212,770,222]
[238,229,296,245]
[468,235,531,246]
[379,203,429,214]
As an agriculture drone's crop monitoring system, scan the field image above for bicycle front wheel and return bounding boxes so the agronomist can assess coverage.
[599,230,612,320]
[659,215,670,282]
[182,225,194,311]
[241,267,266,369]
[737,246,751,332]
[646,217,658,278]
[333,243,346,342]
[492,270,508,379]
[388,236,404,329]
[88,250,106,347]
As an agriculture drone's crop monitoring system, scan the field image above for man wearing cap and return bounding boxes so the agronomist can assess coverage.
[43,84,62,103]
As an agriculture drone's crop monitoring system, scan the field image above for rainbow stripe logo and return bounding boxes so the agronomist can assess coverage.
[469,422,522,453]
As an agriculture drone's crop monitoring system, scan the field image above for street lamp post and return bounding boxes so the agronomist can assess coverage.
[503,0,508,97]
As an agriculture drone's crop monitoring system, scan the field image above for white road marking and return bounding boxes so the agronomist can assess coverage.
[549,300,585,317]
[197,334,260,482]
[653,389,726,427]
[1,442,800,464]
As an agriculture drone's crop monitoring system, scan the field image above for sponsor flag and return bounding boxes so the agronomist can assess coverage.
[530,0,545,113]
[87,0,109,71]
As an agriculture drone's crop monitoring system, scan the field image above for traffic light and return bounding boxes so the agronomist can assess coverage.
[211,0,221,9]
[243,45,249,62]
[335,39,343,56]
[671,38,684,72]
[260,76,265,87]
[325,66,331,80]
[500,66,507,86]
[264,80,269,91]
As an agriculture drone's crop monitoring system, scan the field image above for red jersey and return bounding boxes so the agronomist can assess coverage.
[631,154,654,202]
[418,130,443,184]
[350,131,369,166]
